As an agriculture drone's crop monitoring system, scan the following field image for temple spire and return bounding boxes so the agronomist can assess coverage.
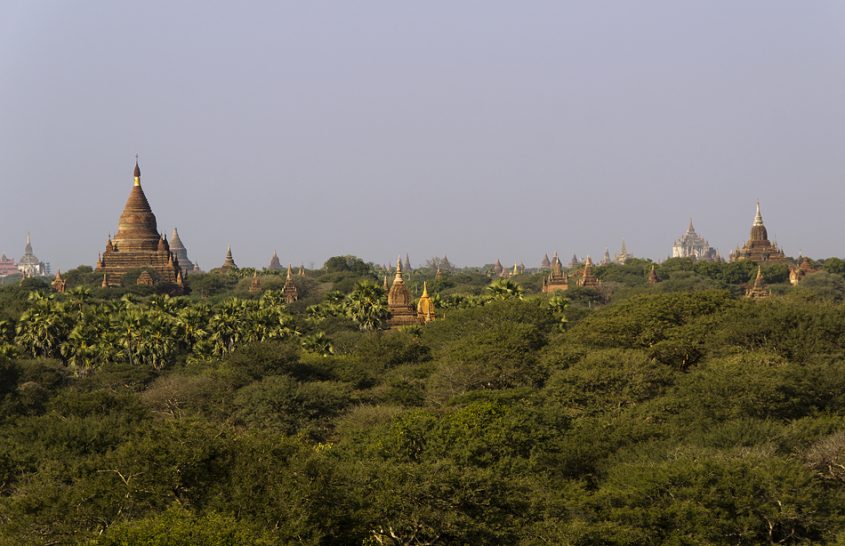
[753,201,763,226]
[286,263,293,281]
[133,155,141,186]
[394,256,403,281]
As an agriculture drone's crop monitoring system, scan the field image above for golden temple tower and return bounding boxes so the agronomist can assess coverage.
[416,281,436,323]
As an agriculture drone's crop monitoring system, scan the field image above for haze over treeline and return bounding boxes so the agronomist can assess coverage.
[2,1,844,270]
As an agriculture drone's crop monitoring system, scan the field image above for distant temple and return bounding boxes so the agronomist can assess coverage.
[249,272,262,293]
[570,254,580,268]
[576,256,600,288]
[730,203,785,263]
[789,257,817,286]
[542,252,569,293]
[18,234,49,278]
[601,248,611,266]
[283,264,298,303]
[51,271,66,293]
[416,281,436,323]
[541,254,551,270]
[168,228,196,274]
[672,220,717,260]
[220,245,238,272]
[493,259,504,277]
[616,241,632,265]
[268,251,283,271]
[96,160,181,287]
[387,257,419,328]
[745,266,771,299]
[0,255,17,277]
[404,254,412,272]
[646,264,659,285]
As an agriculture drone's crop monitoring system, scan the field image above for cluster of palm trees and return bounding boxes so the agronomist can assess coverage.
[7,289,298,372]
[0,276,552,372]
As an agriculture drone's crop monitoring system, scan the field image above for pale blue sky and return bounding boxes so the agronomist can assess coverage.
[1,1,844,271]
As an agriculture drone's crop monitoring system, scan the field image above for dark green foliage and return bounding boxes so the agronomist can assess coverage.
[1,275,845,544]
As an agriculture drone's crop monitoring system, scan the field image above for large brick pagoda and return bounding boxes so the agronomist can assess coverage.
[96,160,181,287]
[730,202,785,263]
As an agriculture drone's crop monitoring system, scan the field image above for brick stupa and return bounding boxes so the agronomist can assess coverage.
[387,257,418,329]
[96,160,180,287]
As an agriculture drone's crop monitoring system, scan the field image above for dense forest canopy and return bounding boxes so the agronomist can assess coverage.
[1,256,844,544]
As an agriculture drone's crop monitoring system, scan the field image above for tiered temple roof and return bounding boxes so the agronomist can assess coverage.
[268,251,283,271]
[542,252,569,293]
[283,264,298,303]
[672,219,717,260]
[387,257,418,329]
[220,245,238,272]
[745,266,771,299]
[576,256,600,288]
[18,234,48,278]
[730,202,785,263]
[96,160,180,287]
[51,270,66,293]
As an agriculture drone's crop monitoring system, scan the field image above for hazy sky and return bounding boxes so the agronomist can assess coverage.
[2,1,844,271]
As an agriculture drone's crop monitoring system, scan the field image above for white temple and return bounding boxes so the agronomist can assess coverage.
[18,234,49,277]
[672,220,717,260]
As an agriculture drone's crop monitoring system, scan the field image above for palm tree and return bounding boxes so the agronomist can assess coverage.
[343,281,388,331]
[485,278,525,301]
[15,294,72,358]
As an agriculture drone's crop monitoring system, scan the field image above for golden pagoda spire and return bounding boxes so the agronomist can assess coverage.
[133,155,141,187]
[286,263,294,281]
[416,281,436,323]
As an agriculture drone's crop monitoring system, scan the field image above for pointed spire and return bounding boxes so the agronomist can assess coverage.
[286,263,293,281]
[133,155,141,186]
[298,264,305,277]
[249,271,261,293]
[394,255,404,281]
[221,244,238,271]
[754,201,764,226]
[647,264,658,285]
[383,275,389,291]
[687,218,695,233]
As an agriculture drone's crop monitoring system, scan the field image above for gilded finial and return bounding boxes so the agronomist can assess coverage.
[133,155,141,186]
